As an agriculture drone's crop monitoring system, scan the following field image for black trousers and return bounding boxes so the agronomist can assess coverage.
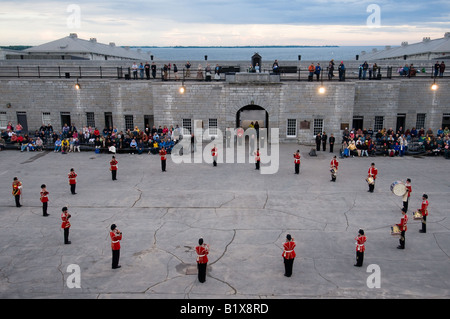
[255,161,260,170]
[70,184,76,194]
[284,258,294,277]
[355,251,364,266]
[14,194,21,207]
[422,215,427,233]
[369,183,375,192]
[42,202,48,216]
[112,170,117,180]
[322,142,326,151]
[197,262,207,283]
[64,228,70,244]
[330,143,334,152]
[402,198,409,212]
[399,231,406,248]
[112,249,120,269]
[331,174,336,182]
[295,163,300,174]
[316,143,320,151]
[161,160,166,171]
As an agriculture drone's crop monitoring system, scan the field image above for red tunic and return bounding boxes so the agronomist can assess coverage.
[110,231,122,250]
[397,214,408,232]
[294,153,301,164]
[355,235,367,252]
[12,181,22,196]
[159,149,167,160]
[196,244,209,264]
[211,147,218,157]
[405,184,412,198]
[330,159,339,168]
[368,167,378,179]
[68,172,77,185]
[40,190,49,203]
[420,200,429,216]
[282,241,296,259]
[61,212,71,229]
[110,159,118,171]
[255,151,260,162]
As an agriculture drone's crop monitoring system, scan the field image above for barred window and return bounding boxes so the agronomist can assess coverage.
[86,112,95,128]
[313,119,323,136]
[209,118,218,136]
[182,118,192,135]
[286,119,297,137]
[374,116,384,131]
[42,112,51,126]
[0,112,7,129]
[124,115,134,131]
[416,113,426,129]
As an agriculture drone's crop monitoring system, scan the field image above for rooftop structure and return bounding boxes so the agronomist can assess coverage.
[5,33,153,61]
[360,32,450,61]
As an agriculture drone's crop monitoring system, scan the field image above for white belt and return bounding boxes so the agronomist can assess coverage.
[111,240,120,243]
[284,250,293,253]
[197,254,205,257]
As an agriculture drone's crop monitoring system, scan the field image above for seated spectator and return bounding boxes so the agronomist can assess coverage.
[348,141,358,157]
[0,136,5,151]
[130,138,137,153]
[54,138,62,152]
[61,138,69,154]
[35,137,44,151]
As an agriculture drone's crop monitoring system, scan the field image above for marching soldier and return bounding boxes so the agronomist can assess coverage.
[402,178,412,212]
[61,207,71,244]
[354,229,366,267]
[110,224,122,269]
[211,145,218,167]
[330,156,339,182]
[293,150,301,174]
[195,238,209,283]
[367,163,378,193]
[254,148,260,170]
[282,234,296,277]
[419,194,429,233]
[68,168,77,195]
[110,156,118,180]
[40,184,49,216]
[159,146,167,172]
[12,177,22,207]
[397,207,408,249]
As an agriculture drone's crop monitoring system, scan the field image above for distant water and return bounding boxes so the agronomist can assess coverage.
[140,46,389,62]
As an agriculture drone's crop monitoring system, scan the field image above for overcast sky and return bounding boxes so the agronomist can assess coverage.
[1,0,449,46]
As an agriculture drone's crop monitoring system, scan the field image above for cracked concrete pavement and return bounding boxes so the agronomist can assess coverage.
[0,144,449,299]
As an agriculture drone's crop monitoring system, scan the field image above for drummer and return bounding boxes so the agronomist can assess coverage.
[402,178,412,212]
[330,156,338,182]
[418,194,429,233]
[396,207,408,249]
[367,163,378,193]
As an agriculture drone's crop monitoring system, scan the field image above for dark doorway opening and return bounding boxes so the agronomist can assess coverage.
[352,116,364,131]
[236,105,268,130]
[16,112,28,134]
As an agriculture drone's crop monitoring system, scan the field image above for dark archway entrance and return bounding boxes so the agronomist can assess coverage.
[236,104,268,130]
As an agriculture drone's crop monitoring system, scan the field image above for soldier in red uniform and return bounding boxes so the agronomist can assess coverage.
[402,178,412,212]
[61,206,71,244]
[282,234,296,277]
[367,163,378,193]
[354,229,366,267]
[419,194,429,233]
[293,150,301,174]
[330,156,339,182]
[397,207,408,249]
[195,238,209,283]
[110,224,122,269]
[68,168,77,194]
[159,146,167,172]
[254,148,260,170]
[110,156,118,180]
[12,177,22,207]
[211,145,218,167]
[40,184,49,216]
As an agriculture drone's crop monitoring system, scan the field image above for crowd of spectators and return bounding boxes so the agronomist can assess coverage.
[339,126,450,159]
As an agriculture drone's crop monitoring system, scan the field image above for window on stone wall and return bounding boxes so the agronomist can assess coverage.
[313,119,323,136]
[209,118,218,136]
[416,113,426,129]
[0,112,7,129]
[124,115,134,131]
[86,112,95,128]
[42,112,51,126]
[182,118,192,135]
[374,116,384,132]
[286,119,297,137]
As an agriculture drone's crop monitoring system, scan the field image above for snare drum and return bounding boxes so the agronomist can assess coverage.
[390,181,407,196]
[413,210,422,220]
[366,177,374,185]
[391,225,401,236]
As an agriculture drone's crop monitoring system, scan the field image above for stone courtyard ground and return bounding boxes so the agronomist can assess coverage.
[0,144,449,300]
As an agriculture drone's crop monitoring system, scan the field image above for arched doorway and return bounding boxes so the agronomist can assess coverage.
[236,104,268,130]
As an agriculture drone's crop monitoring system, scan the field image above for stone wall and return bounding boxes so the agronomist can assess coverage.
[0,77,449,144]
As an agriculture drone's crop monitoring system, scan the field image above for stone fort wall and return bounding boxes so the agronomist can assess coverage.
[0,77,448,144]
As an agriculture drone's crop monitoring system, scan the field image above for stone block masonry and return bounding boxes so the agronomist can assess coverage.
[0,77,448,144]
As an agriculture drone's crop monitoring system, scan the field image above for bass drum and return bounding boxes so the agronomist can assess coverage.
[390,181,406,196]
